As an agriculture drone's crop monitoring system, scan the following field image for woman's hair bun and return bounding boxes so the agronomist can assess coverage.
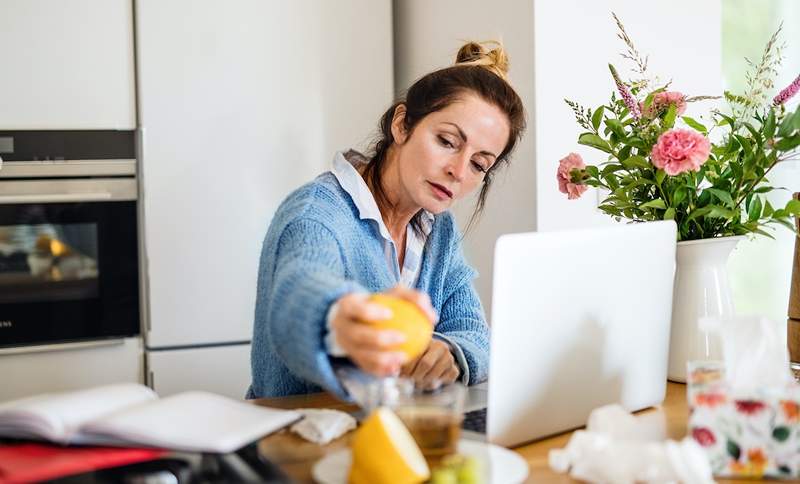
[454,40,510,81]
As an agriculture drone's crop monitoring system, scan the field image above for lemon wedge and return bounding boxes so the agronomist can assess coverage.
[349,407,430,484]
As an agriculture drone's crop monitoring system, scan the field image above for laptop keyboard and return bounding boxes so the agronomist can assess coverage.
[461,407,487,434]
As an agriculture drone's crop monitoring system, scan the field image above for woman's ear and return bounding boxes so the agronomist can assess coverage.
[390,104,409,144]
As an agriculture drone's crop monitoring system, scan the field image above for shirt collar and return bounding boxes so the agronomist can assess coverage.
[331,151,434,240]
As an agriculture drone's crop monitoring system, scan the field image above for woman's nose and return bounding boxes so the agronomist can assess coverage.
[446,155,470,181]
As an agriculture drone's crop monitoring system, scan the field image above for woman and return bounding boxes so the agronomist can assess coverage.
[248,41,525,398]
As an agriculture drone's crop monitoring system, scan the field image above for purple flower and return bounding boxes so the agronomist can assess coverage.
[609,64,641,120]
[773,73,800,106]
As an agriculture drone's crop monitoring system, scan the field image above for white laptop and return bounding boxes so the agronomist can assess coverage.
[464,221,676,447]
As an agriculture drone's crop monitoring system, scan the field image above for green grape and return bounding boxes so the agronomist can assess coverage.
[456,456,481,484]
[430,468,458,484]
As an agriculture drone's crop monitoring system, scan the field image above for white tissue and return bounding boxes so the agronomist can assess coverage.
[290,408,357,445]
[549,404,714,484]
[713,316,794,396]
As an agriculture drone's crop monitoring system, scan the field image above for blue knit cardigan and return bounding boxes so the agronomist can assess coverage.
[247,172,490,398]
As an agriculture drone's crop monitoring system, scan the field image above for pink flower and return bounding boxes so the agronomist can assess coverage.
[650,129,710,176]
[557,153,588,200]
[609,64,641,120]
[642,91,687,117]
[773,73,800,106]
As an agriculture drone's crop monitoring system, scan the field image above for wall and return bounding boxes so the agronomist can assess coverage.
[534,0,723,231]
[393,0,537,316]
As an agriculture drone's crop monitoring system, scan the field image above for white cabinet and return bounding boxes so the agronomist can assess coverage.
[0,338,144,402]
[0,0,136,129]
[136,0,393,395]
[146,345,251,399]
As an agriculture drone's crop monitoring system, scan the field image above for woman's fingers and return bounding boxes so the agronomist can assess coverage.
[420,352,459,389]
[337,293,392,322]
[349,348,407,376]
[386,285,438,324]
[336,320,406,352]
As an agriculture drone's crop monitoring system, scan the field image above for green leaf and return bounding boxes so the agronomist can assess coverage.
[748,196,763,222]
[578,133,612,153]
[772,218,796,230]
[664,207,676,220]
[621,155,651,170]
[681,116,708,133]
[735,135,753,154]
[591,106,604,131]
[726,440,741,461]
[656,169,667,186]
[663,103,678,129]
[763,199,774,218]
[786,199,800,216]
[673,186,688,206]
[773,426,791,442]
[640,198,667,210]
[792,106,800,131]
[778,111,795,137]
[706,188,734,207]
[626,137,649,150]
[708,205,737,219]
[601,164,625,177]
[606,119,627,139]
[774,135,800,151]
[743,122,762,146]
[585,165,599,178]
[764,109,776,139]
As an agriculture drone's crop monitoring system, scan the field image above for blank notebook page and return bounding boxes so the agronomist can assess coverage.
[80,391,301,453]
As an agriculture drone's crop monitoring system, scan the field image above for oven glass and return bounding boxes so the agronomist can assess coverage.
[0,223,99,304]
[0,201,139,348]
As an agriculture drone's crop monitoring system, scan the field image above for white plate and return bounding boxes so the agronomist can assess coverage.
[311,438,529,484]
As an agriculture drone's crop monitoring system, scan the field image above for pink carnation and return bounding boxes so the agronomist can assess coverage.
[557,153,588,199]
[642,91,687,117]
[651,129,710,176]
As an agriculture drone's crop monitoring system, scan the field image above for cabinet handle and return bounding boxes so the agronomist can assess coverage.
[0,192,113,204]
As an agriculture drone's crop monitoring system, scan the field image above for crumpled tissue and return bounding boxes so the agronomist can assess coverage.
[549,404,714,484]
[290,408,357,445]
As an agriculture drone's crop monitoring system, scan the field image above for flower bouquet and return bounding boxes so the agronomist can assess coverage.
[558,15,800,241]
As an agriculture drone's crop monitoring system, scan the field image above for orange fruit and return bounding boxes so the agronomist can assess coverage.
[360,294,433,360]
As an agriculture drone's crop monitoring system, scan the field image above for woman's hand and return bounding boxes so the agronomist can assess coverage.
[331,285,437,377]
[400,339,460,390]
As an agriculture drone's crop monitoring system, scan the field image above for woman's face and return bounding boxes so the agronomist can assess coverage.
[391,93,511,214]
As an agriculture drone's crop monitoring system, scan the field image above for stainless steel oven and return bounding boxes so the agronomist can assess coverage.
[0,131,140,349]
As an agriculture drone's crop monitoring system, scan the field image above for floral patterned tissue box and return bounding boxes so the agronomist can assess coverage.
[687,362,800,479]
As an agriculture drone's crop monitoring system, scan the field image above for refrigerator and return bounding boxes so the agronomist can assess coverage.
[134,0,394,398]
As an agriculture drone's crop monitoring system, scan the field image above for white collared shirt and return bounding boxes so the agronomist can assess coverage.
[331,150,434,286]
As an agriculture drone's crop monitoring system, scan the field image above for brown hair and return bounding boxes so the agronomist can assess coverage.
[362,40,526,236]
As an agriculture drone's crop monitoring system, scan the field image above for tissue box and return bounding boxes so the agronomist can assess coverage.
[687,361,800,479]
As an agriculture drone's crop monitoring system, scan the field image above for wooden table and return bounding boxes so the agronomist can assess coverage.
[253,382,749,483]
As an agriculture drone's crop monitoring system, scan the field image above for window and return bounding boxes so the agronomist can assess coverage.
[724,0,800,320]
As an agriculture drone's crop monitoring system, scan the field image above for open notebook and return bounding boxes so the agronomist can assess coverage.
[0,383,301,453]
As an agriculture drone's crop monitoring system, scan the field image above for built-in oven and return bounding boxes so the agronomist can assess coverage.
[0,131,140,349]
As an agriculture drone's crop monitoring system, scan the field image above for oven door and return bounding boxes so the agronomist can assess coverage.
[0,178,139,348]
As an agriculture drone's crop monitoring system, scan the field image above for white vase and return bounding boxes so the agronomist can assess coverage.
[667,236,744,382]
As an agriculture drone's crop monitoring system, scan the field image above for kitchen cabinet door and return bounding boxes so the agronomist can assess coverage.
[0,0,136,129]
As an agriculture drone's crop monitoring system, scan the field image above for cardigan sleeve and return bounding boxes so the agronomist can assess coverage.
[257,218,364,397]
[434,241,490,385]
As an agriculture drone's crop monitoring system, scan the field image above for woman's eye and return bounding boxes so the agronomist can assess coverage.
[471,161,487,173]
[438,135,454,148]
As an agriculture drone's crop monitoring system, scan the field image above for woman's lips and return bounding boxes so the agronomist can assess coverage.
[428,182,453,199]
